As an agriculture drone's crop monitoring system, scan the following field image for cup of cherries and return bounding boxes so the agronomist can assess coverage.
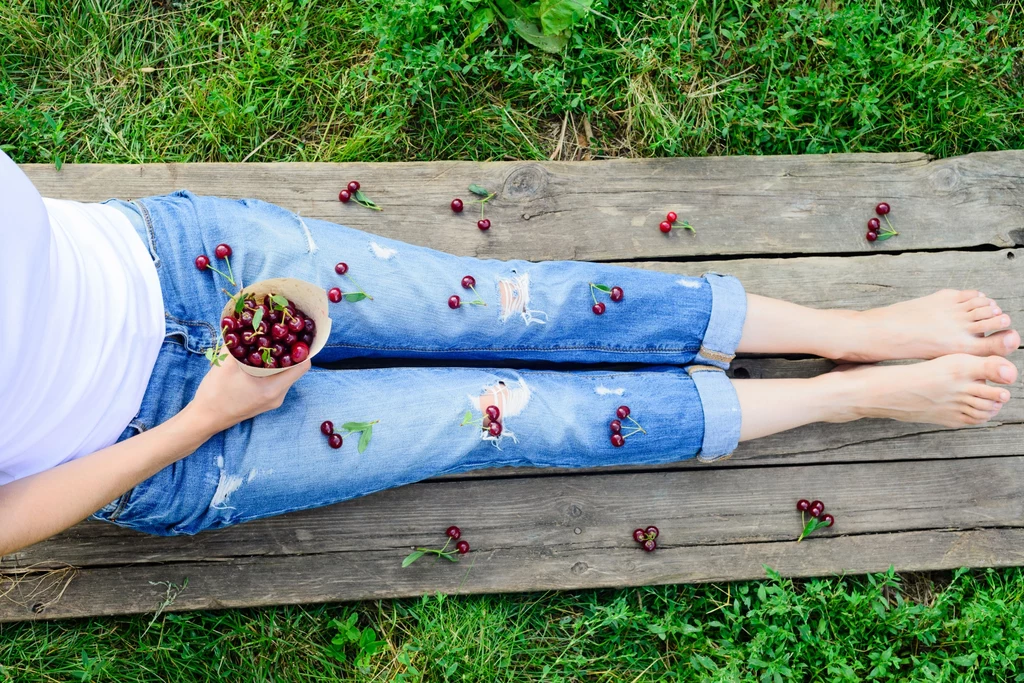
[217,277,333,377]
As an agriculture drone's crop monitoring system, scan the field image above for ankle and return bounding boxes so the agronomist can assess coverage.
[814,370,869,423]
[813,310,864,361]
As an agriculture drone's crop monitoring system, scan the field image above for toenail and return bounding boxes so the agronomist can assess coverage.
[1001,391,1011,401]
[1000,366,1013,381]
[994,307,1002,315]
[1006,337,1016,349]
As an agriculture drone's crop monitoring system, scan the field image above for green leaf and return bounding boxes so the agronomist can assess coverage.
[468,183,491,197]
[538,0,592,35]
[353,190,382,211]
[463,7,495,49]
[251,308,264,331]
[344,292,368,302]
[592,283,611,293]
[358,425,373,453]
[505,15,568,52]
[271,294,289,309]
[461,410,474,425]
[342,421,371,432]
[682,222,696,233]
[876,231,898,241]
[441,551,459,562]
[402,549,427,568]
[234,294,246,315]
[261,347,272,364]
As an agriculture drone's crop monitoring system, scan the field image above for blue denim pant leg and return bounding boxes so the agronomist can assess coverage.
[103,362,740,536]
[94,192,745,536]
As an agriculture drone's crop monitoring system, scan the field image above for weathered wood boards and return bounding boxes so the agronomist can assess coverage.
[22,152,1024,260]
[4,455,1024,620]
[4,152,1021,621]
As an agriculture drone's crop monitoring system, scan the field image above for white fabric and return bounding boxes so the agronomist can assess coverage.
[0,151,164,484]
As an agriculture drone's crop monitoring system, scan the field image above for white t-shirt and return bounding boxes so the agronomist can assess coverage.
[0,150,165,484]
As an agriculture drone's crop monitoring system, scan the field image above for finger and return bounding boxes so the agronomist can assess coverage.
[271,360,312,387]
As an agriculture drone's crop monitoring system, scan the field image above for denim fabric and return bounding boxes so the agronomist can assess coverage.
[93,192,746,536]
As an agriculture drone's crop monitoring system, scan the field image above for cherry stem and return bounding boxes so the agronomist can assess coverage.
[205,264,235,286]
[883,215,898,235]
[589,283,601,305]
[342,274,373,300]
[225,255,234,284]
[626,415,646,434]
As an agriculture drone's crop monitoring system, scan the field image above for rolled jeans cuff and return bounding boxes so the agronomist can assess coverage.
[695,273,747,369]
[688,366,742,461]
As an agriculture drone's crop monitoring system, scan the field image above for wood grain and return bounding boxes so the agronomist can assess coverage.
[6,154,1023,621]
[4,455,1024,620]
[22,152,1024,261]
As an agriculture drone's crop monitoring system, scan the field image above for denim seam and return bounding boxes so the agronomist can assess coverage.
[131,199,162,269]
[323,342,702,354]
[165,312,217,340]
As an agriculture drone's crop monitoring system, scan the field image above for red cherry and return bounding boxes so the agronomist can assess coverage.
[290,342,310,363]
[247,351,263,366]
[271,323,289,340]
[335,262,349,275]
[875,202,890,216]
[461,275,476,289]
[610,286,623,302]
[347,180,360,192]
[194,255,210,270]
[867,217,880,231]
[666,211,677,223]
[477,219,491,231]
[223,333,241,349]
[285,332,298,346]
[304,318,316,335]
[611,433,625,447]
[610,419,621,433]
[616,406,630,419]
[592,302,606,315]
[215,243,232,259]
[866,231,878,242]
[645,526,659,539]
[338,189,351,203]
[642,539,656,552]
[328,433,343,449]
[287,315,305,333]
[270,344,285,358]
[451,198,464,213]
[328,287,343,303]
[448,295,461,309]
[456,540,470,554]
[279,354,293,367]
[633,528,646,543]
[485,405,500,420]
[320,421,334,436]
[230,344,247,359]
[263,357,278,369]
[488,421,502,437]
[821,514,835,527]
[797,499,810,512]
[659,221,672,233]
[220,316,238,332]
[301,332,314,345]
[446,525,461,539]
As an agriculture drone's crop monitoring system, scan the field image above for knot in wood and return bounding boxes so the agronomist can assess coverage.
[929,166,962,193]
[503,164,547,199]
[570,561,589,575]
[567,503,584,518]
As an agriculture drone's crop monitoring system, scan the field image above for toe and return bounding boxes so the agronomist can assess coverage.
[967,303,1000,321]
[982,356,1019,385]
[960,408,992,424]
[956,290,983,303]
[968,314,1011,335]
[969,382,1012,403]
[968,330,1020,357]
[963,395,1002,413]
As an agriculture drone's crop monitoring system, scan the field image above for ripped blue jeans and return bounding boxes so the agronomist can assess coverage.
[92,192,746,536]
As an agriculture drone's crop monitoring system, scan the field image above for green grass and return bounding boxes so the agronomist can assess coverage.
[3,0,1024,680]
[3,568,1024,681]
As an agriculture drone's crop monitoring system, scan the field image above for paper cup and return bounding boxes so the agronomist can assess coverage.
[220,277,333,377]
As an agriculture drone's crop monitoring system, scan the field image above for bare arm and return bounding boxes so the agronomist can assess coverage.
[0,359,311,557]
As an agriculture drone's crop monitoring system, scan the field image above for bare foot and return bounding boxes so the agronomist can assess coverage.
[826,354,1018,427]
[834,289,1019,362]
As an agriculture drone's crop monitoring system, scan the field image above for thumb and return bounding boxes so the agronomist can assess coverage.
[267,360,312,389]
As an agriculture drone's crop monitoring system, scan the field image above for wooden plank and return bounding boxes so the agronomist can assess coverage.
[21,152,1024,261]
[4,455,1024,620]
